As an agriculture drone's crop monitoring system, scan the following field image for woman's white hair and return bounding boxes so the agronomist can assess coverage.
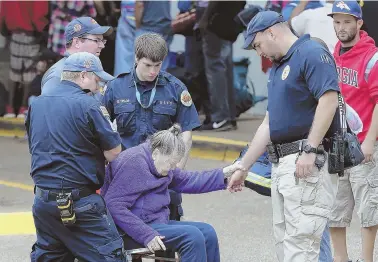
[61,71,95,82]
[61,71,81,81]
[148,123,186,159]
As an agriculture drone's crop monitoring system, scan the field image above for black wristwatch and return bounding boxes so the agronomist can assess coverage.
[303,144,318,154]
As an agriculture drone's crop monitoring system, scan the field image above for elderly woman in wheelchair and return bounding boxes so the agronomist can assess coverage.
[101,124,244,262]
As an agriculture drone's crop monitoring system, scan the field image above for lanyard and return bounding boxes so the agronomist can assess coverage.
[133,76,158,109]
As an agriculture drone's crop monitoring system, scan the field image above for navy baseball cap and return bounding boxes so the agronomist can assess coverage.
[243,11,284,50]
[65,17,113,43]
[63,52,114,82]
[328,0,362,19]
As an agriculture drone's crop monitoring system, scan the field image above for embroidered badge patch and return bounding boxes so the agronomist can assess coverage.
[116,99,130,104]
[180,90,193,107]
[73,24,82,32]
[100,84,107,96]
[320,53,332,65]
[100,106,116,131]
[83,59,93,69]
[336,1,351,10]
[100,106,110,117]
[281,65,290,80]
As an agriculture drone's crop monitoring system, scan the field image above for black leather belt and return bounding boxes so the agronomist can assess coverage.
[274,140,303,158]
[267,140,326,164]
[35,186,95,201]
[267,140,303,163]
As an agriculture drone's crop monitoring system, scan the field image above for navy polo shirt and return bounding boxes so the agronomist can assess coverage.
[26,80,121,190]
[268,35,340,144]
[102,70,201,149]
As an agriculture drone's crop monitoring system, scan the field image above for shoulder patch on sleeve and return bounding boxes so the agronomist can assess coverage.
[100,106,110,117]
[180,90,193,107]
[100,106,117,131]
[99,83,107,95]
[319,53,333,65]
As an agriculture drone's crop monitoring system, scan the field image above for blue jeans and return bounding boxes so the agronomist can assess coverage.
[202,29,236,122]
[114,18,136,75]
[185,35,205,75]
[152,221,220,262]
[319,225,332,262]
[122,220,220,262]
[31,191,124,261]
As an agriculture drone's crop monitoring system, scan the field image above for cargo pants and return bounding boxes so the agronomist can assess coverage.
[271,153,338,262]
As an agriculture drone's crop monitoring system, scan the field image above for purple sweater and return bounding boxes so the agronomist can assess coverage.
[101,142,226,246]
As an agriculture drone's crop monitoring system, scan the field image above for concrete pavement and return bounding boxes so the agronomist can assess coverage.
[0,113,264,162]
[0,136,377,262]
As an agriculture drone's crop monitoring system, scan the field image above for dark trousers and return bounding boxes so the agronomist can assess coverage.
[123,221,220,262]
[202,29,236,122]
[31,192,124,262]
[184,34,211,121]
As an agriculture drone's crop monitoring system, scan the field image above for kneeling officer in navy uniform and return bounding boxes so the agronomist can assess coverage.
[26,52,124,261]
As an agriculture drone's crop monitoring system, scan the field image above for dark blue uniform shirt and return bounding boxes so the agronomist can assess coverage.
[103,70,201,149]
[268,35,340,144]
[41,52,69,95]
[26,80,121,190]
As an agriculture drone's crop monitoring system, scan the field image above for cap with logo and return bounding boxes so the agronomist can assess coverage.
[65,17,113,43]
[63,52,114,82]
[328,0,362,19]
[243,10,285,50]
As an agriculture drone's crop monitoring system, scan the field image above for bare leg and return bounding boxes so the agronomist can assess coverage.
[330,227,349,262]
[361,225,378,262]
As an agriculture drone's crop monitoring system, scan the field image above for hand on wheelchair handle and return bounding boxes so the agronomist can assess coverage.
[146,236,166,253]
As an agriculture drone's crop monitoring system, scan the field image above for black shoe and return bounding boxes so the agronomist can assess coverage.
[199,120,237,131]
[203,116,211,125]
[194,118,211,131]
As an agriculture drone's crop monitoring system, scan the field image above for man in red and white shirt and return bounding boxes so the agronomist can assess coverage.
[0,1,48,118]
[328,1,378,262]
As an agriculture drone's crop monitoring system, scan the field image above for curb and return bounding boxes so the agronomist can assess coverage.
[0,118,248,161]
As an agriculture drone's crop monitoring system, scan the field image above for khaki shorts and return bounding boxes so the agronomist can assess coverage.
[272,153,338,262]
[329,144,378,228]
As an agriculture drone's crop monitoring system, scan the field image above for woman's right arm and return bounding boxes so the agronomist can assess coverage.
[104,159,159,247]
